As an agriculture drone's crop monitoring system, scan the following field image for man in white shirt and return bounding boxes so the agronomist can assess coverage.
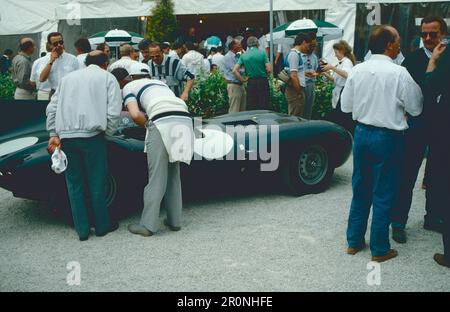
[30,43,52,101]
[341,25,423,263]
[181,41,209,76]
[74,38,92,69]
[108,43,142,73]
[211,46,225,71]
[39,32,79,95]
[112,63,193,237]
[46,51,122,241]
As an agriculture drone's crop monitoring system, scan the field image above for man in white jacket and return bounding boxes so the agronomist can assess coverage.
[46,51,122,241]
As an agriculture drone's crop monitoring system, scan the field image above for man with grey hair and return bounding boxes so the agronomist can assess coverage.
[232,36,272,110]
[12,38,36,100]
[108,43,141,73]
[221,39,246,112]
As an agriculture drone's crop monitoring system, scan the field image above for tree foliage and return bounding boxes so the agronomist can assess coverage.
[146,0,178,43]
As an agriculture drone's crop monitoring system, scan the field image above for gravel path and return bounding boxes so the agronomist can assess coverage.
[1,156,449,292]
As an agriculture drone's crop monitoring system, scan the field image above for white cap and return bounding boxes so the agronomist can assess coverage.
[128,62,151,76]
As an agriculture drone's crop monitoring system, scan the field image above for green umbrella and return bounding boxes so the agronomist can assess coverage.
[267,18,343,44]
[89,29,144,48]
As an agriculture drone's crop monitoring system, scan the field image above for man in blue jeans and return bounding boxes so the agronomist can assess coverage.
[46,51,122,241]
[341,25,423,262]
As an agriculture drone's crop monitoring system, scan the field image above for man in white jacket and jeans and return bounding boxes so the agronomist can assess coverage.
[46,51,122,241]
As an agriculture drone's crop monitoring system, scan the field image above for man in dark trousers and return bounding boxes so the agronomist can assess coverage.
[46,51,122,241]
[425,41,450,268]
[232,36,272,110]
[391,16,448,243]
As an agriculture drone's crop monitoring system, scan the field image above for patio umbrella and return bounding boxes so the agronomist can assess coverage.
[89,29,144,48]
[266,18,343,45]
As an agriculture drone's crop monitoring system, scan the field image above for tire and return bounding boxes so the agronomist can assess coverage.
[49,171,144,224]
[106,170,145,221]
[283,144,334,196]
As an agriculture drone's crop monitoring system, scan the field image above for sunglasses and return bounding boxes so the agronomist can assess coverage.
[421,32,439,39]
[51,40,64,47]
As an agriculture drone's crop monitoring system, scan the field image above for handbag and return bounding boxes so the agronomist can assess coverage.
[277,69,291,84]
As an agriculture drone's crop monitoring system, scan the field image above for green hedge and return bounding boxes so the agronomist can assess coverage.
[186,70,229,118]
[311,75,334,119]
[187,72,334,119]
[0,74,16,99]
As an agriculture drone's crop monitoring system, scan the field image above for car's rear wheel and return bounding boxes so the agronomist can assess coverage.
[283,144,334,196]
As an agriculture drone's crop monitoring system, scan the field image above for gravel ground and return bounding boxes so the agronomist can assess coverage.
[0,156,449,292]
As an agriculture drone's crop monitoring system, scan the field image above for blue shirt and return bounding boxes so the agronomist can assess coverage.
[301,52,318,84]
[284,49,306,87]
[221,51,240,83]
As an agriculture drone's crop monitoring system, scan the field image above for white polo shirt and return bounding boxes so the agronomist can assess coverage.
[31,56,51,92]
[77,53,88,69]
[122,78,193,163]
[43,52,79,90]
[341,54,423,131]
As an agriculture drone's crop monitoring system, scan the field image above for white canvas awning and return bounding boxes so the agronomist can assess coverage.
[0,0,340,35]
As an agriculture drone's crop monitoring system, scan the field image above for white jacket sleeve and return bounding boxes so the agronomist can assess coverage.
[105,75,123,137]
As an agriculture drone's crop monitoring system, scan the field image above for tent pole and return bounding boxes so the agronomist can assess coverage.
[269,0,274,72]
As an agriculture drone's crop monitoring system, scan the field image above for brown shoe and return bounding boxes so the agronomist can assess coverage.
[128,224,153,237]
[433,254,450,268]
[347,243,367,255]
[372,249,398,263]
[164,219,181,231]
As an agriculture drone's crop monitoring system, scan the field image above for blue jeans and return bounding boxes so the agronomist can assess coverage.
[346,124,405,257]
[62,135,111,238]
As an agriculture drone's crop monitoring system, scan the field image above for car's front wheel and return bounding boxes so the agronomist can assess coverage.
[283,144,334,196]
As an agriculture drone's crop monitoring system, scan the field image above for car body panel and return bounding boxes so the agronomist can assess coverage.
[0,104,352,219]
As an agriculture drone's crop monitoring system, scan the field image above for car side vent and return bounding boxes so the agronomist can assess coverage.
[221,120,258,126]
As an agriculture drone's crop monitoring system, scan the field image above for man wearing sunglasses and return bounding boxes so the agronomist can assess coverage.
[39,32,79,95]
[391,16,448,244]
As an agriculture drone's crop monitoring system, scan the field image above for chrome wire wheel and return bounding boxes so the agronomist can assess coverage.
[298,146,328,186]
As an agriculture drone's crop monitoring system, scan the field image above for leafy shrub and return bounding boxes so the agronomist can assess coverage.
[187,70,229,118]
[0,74,16,99]
[186,72,334,120]
[269,76,288,114]
[312,75,334,119]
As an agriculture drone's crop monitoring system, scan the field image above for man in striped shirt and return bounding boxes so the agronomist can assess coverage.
[146,42,194,101]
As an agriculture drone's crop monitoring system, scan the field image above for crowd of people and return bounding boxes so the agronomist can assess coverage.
[1,17,449,269]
